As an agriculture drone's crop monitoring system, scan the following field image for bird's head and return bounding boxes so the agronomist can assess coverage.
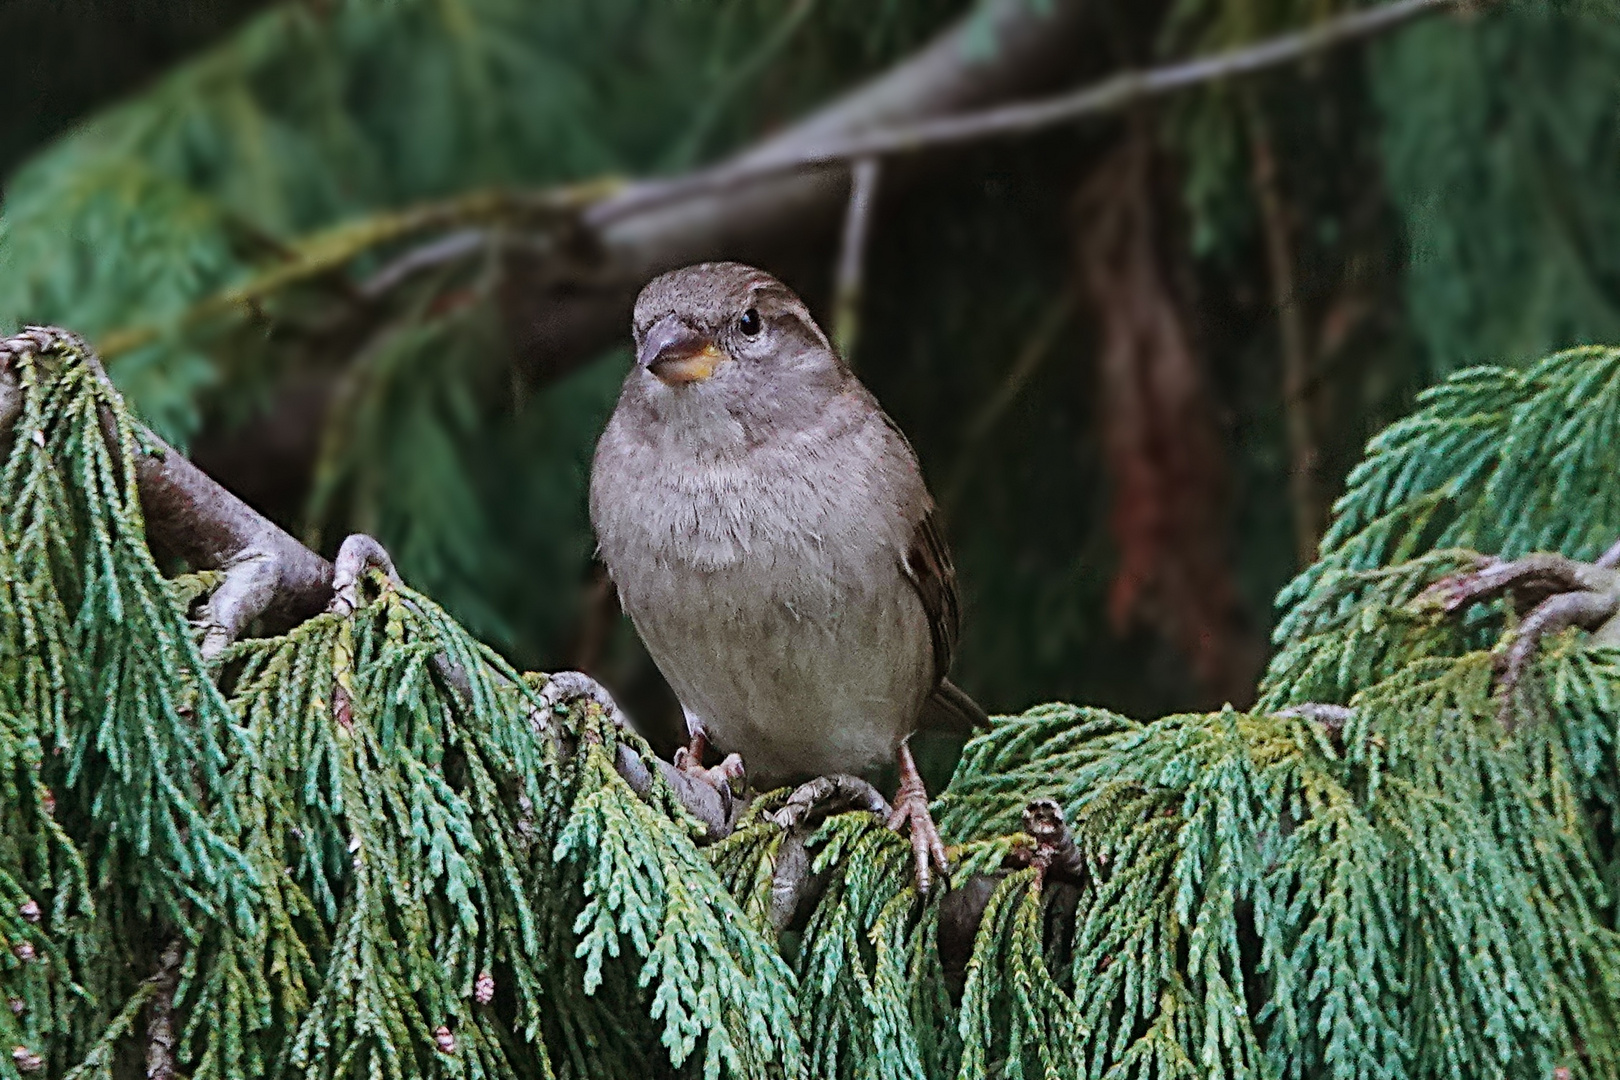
[625,263,846,436]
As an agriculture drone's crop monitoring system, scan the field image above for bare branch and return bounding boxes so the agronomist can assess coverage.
[1245,97,1325,564]
[503,0,1471,381]
[586,0,1467,233]
[144,940,183,1080]
[185,0,1473,504]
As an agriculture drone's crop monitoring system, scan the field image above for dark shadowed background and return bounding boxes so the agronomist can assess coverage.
[3,0,1617,758]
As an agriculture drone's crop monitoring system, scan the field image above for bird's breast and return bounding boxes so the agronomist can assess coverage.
[590,421,933,782]
[596,420,908,587]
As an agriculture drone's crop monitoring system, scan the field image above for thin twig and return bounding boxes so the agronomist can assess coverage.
[96,182,619,360]
[940,292,1074,516]
[1245,97,1323,564]
[832,157,881,362]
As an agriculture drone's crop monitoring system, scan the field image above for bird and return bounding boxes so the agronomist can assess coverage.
[588,261,987,891]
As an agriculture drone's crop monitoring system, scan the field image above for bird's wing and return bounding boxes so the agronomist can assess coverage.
[877,406,990,733]
[902,505,961,685]
[872,405,959,679]
[903,512,988,733]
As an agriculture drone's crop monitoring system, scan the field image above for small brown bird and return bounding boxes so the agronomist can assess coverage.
[589,261,986,889]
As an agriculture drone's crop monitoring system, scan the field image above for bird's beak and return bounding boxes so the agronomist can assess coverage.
[637,316,725,385]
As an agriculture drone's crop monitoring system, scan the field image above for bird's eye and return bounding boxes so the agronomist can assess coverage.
[738,308,762,336]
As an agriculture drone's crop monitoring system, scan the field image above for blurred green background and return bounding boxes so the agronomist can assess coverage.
[3,0,1616,753]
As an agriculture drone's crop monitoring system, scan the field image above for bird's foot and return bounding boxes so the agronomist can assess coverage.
[1422,540,1620,729]
[765,774,891,831]
[328,534,401,617]
[888,743,949,893]
[672,731,745,812]
[887,783,949,894]
[532,670,631,734]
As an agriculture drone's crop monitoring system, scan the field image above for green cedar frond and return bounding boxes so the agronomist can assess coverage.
[0,340,802,1078]
[7,336,1620,1078]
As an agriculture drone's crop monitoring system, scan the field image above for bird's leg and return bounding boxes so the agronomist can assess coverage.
[527,676,739,839]
[671,727,745,812]
[1423,540,1620,728]
[887,741,950,893]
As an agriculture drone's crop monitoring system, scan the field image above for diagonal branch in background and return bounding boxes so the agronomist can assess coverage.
[94,183,620,362]
[167,0,1476,505]
[579,0,1466,234]
[477,0,1477,386]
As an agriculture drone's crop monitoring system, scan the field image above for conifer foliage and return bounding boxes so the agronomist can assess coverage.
[3,340,1620,1077]
[0,338,801,1079]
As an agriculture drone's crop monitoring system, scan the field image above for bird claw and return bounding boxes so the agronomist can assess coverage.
[533,670,631,733]
[763,770,948,891]
[887,783,950,894]
[673,735,746,811]
[328,534,401,616]
[765,774,891,831]
[202,531,398,662]
[1426,544,1620,729]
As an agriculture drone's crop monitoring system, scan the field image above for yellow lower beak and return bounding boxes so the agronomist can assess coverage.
[651,343,725,384]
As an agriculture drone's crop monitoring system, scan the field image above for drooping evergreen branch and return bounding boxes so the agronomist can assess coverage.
[0,327,739,852]
[7,332,1620,1075]
[0,327,332,646]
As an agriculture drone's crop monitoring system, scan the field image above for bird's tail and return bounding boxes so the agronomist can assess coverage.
[919,678,990,735]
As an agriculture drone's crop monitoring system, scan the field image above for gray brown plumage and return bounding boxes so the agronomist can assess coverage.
[588,261,986,887]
